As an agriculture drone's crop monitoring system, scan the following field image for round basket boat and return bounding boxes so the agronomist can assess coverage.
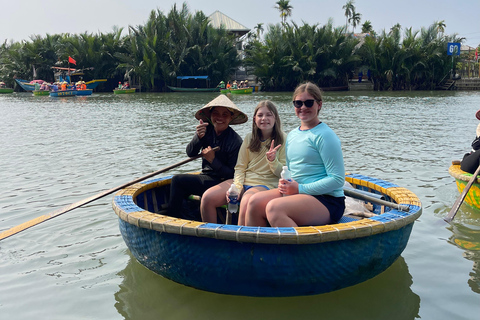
[449,163,480,210]
[112,173,422,297]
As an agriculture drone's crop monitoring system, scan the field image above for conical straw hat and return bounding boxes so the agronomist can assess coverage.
[195,94,248,125]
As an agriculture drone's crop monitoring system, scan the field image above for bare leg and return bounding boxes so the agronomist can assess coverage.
[245,189,282,227]
[200,179,232,223]
[237,186,268,225]
[266,194,331,227]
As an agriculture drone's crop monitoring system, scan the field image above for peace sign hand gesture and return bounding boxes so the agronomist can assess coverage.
[266,140,281,162]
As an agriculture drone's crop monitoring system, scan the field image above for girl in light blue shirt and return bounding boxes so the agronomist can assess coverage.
[245,82,345,227]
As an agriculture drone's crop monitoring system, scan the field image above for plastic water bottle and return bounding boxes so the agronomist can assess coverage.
[227,184,239,213]
[280,166,292,196]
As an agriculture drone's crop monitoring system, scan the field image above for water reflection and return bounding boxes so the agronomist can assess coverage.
[115,252,419,320]
[448,222,480,294]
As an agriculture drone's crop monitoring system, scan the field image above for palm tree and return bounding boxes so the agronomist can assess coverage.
[349,11,362,34]
[254,23,264,38]
[361,20,374,34]
[436,20,446,35]
[275,0,293,25]
[342,0,355,33]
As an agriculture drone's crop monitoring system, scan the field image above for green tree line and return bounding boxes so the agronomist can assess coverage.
[0,2,467,91]
[244,20,465,91]
[0,3,239,92]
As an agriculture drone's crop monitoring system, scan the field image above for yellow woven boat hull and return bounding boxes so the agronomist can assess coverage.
[449,164,480,210]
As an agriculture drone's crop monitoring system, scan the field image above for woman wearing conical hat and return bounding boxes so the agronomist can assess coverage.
[168,94,247,220]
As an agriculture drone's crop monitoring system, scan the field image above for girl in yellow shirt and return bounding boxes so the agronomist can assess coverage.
[201,100,286,224]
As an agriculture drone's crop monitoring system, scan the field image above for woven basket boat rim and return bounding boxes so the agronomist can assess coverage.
[112,173,422,244]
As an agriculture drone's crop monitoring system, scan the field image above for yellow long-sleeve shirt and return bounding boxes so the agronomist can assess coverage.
[233,132,287,191]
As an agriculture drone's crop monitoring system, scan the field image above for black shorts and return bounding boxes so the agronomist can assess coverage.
[311,194,345,223]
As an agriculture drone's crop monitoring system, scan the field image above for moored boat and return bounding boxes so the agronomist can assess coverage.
[167,76,220,92]
[113,88,136,94]
[112,172,422,297]
[32,90,50,96]
[229,87,253,94]
[50,89,77,97]
[0,88,14,94]
[75,89,93,96]
[15,67,106,92]
[167,86,220,92]
[449,162,480,210]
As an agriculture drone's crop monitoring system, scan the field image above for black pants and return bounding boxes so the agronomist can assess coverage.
[461,151,480,174]
[168,174,222,220]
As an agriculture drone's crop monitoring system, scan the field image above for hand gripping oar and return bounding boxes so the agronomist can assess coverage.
[444,163,480,223]
[343,187,410,212]
[0,147,219,241]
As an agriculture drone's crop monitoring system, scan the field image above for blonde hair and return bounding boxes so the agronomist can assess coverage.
[248,100,283,152]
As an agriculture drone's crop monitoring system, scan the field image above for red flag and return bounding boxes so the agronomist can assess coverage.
[475,48,478,62]
[68,56,76,65]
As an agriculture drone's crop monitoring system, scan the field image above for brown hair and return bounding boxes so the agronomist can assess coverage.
[292,82,323,112]
[248,100,284,152]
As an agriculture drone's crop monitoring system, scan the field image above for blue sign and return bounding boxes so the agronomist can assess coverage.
[447,42,461,56]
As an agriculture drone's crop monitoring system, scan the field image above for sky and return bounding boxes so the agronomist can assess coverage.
[1,0,479,47]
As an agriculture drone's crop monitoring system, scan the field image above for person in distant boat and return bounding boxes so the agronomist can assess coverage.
[0,82,5,88]
[118,82,122,89]
[200,100,287,224]
[244,82,345,227]
[226,81,231,89]
[168,94,247,220]
[61,81,67,91]
[217,81,225,89]
[122,81,130,89]
[460,110,480,174]
[232,81,238,89]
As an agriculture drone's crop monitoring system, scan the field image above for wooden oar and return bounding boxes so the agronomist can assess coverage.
[444,163,480,223]
[0,148,218,241]
[343,187,410,212]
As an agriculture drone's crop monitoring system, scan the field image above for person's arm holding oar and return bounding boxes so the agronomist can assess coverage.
[0,148,219,241]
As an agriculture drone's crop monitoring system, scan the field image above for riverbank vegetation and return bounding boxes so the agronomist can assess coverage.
[0,2,472,91]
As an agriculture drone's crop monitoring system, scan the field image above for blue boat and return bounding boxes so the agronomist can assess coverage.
[15,66,106,92]
[112,172,422,297]
[75,89,93,96]
[50,89,77,97]
[15,79,105,92]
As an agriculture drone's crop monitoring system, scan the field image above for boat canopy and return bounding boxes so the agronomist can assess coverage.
[176,76,209,80]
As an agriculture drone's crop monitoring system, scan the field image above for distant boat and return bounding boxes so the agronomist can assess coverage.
[229,87,253,94]
[113,88,136,94]
[75,89,93,96]
[32,90,50,96]
[15,66,106,92]
[167,76,219,92]
[0,88,14,94]
[50,89,77,97]
[167,86,220,92]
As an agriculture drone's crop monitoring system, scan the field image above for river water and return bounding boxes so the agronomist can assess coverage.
[0,90,479,319]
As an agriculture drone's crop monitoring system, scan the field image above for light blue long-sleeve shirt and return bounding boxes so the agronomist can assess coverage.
[286,122,345,197]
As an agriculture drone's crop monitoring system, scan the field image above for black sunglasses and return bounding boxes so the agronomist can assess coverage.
[293,99,315,108]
